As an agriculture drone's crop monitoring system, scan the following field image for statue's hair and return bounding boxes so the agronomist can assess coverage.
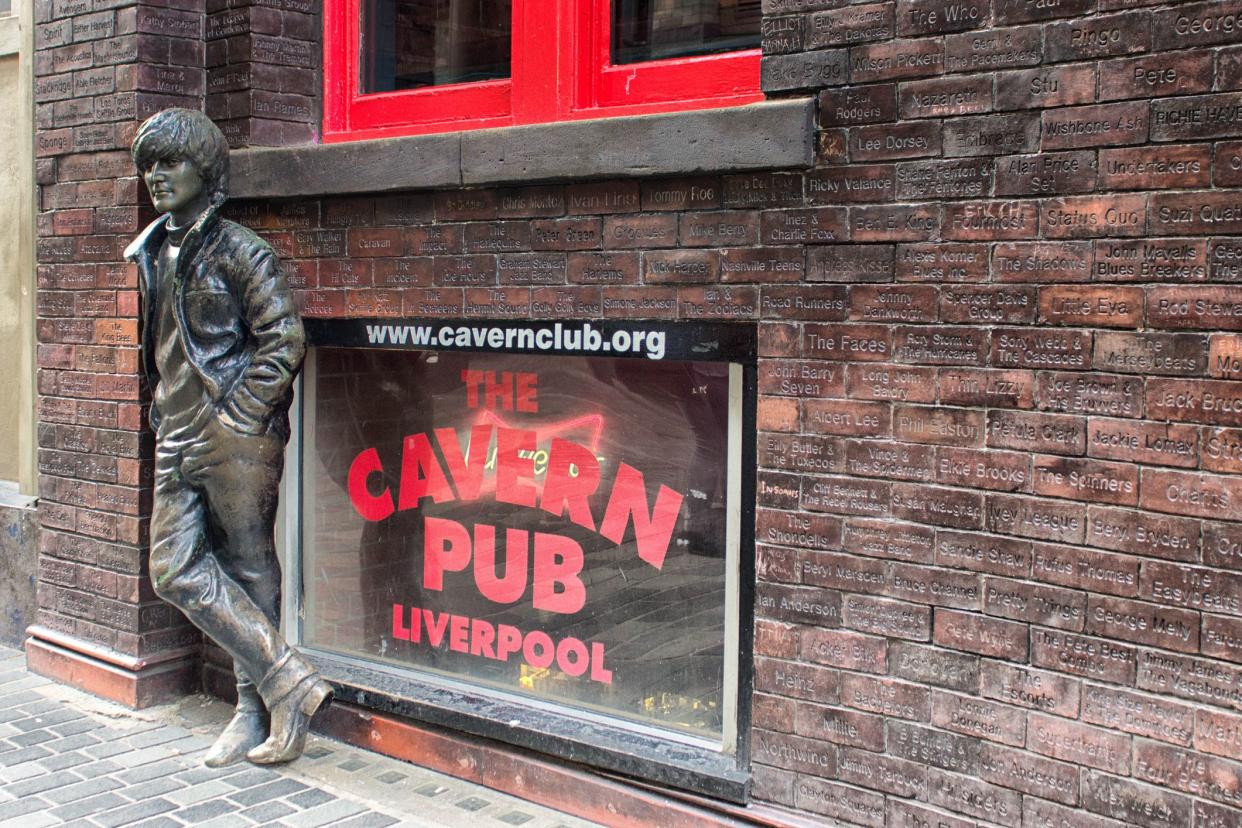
[131,108,230,208]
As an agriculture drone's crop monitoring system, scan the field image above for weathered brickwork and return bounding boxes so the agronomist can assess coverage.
[30,0,1242,823]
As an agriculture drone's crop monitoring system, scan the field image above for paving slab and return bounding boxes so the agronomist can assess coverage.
[0,645,600,827]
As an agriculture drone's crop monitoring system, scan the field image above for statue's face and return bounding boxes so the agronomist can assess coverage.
[143,156,205,221]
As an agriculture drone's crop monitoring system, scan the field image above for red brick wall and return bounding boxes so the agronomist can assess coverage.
[31,0,1242,823]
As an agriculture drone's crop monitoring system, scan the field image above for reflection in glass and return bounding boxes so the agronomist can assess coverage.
[361,0,511,93]
[302,348,738,740]
[612,0,760,65]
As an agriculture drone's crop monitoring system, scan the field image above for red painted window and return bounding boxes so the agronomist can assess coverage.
[323,0,762,142]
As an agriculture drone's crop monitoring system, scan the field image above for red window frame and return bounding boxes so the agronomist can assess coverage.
[323,0,762,142]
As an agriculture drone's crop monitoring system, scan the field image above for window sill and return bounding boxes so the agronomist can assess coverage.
[229,98,813,200]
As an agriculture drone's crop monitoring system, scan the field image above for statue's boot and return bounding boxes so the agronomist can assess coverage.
[247,650,332,765]
[204,680,268,768]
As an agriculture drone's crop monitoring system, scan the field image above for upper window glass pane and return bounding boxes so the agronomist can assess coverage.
[611,0,760,65]
[361,0,511,93]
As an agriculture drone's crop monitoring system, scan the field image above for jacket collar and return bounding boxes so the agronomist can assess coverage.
[124,204,222,266]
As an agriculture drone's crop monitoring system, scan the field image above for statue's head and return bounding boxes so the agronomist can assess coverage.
[131,108,230,219]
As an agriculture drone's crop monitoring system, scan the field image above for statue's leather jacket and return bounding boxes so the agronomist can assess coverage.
[124,206,306,435]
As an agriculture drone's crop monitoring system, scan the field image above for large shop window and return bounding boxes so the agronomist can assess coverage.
[292,320,756,798]
[323,0,763,140]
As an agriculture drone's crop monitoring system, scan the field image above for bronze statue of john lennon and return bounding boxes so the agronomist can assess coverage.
[125,108,330,766]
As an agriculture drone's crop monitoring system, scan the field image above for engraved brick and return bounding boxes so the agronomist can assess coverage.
[804,323,891,361]
[987,409,1084,455]
[988,493,1085,544]
[888,561,981,609]
[847,363,937,403]
[994,0,1094,24]
[899,76,991,119]
[722,173,803,209]
[1152,93,1242,142]
[1133,741,1242,808]
[1141,562,1242,618]
[807,166,895,206]
[801,473,891,516]
[1204,427,1242,474]
[1197,801,1242,828]
[940,367,1036,409]
[849,285,936,324]
[893,326,988,366]
[997,151,1096,200]
[941,286,1035,325]
[760,359,846,398]
[997,64,1096,111]
[936,530,1031,578]
[529,218,600,252]
[1213,239,1242,282]
[801,628,887,673]
[890,721,979,777]
[843,594,931,640]
[1082,769,1193,828]
[1141,468,1242,518]
[761,432,845,475]
[931,690,1025,746]
[755,657,840,702]
[1197,710,1242,769]
[1205,522,1242,572]
[837,745,927,798]
[1094,332,1208,378]
[807,244,894,282]
[1047,11,1151,62]
[1087,419,1198,469]
[640,177,720,211]
[926,767,1021,827]
[985,576,1084,631]
[846,439,935,481]
[795,701,885,751]
[893,405,982,447]
[1082,685,1193,746]
[844,518,936,564]
[493,185,563,218]
[1044,293,1141,336]
[981,660,1080,717]
[642,250,718,284]
[568,252,637,285]
[896,157,992,200]
[945,24,1041,71]
[934,608,1027,660]
[819,84,897,127]
[1101,53,1213,105]
[754,730,836,777]
[1043,102,1149,150]
[944,112,1042,158]
[993,328,1091,371]
[1151,192,1242,236]
[889,801,977,828]
[1038,371,1143,419]
[762,49,850,92]
[1217,143,1242,189]
[566,181,639,214]
[1203,616,1242,665]
[890,641,980,692]
[981,742,1081,804]
[1033,456,1138,506]
[758,583,843,628]
[1032,627,1136,683]
[849,38,945,83]
[406,225,463,255]
[793,776,886,826]
[1085,594,1199,653]
[850,121,941,161]
[944,200,1037,240]
[807,3,894,49]
[760,207,848,244]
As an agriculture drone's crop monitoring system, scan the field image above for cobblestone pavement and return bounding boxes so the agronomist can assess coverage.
[0,647,600,827]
